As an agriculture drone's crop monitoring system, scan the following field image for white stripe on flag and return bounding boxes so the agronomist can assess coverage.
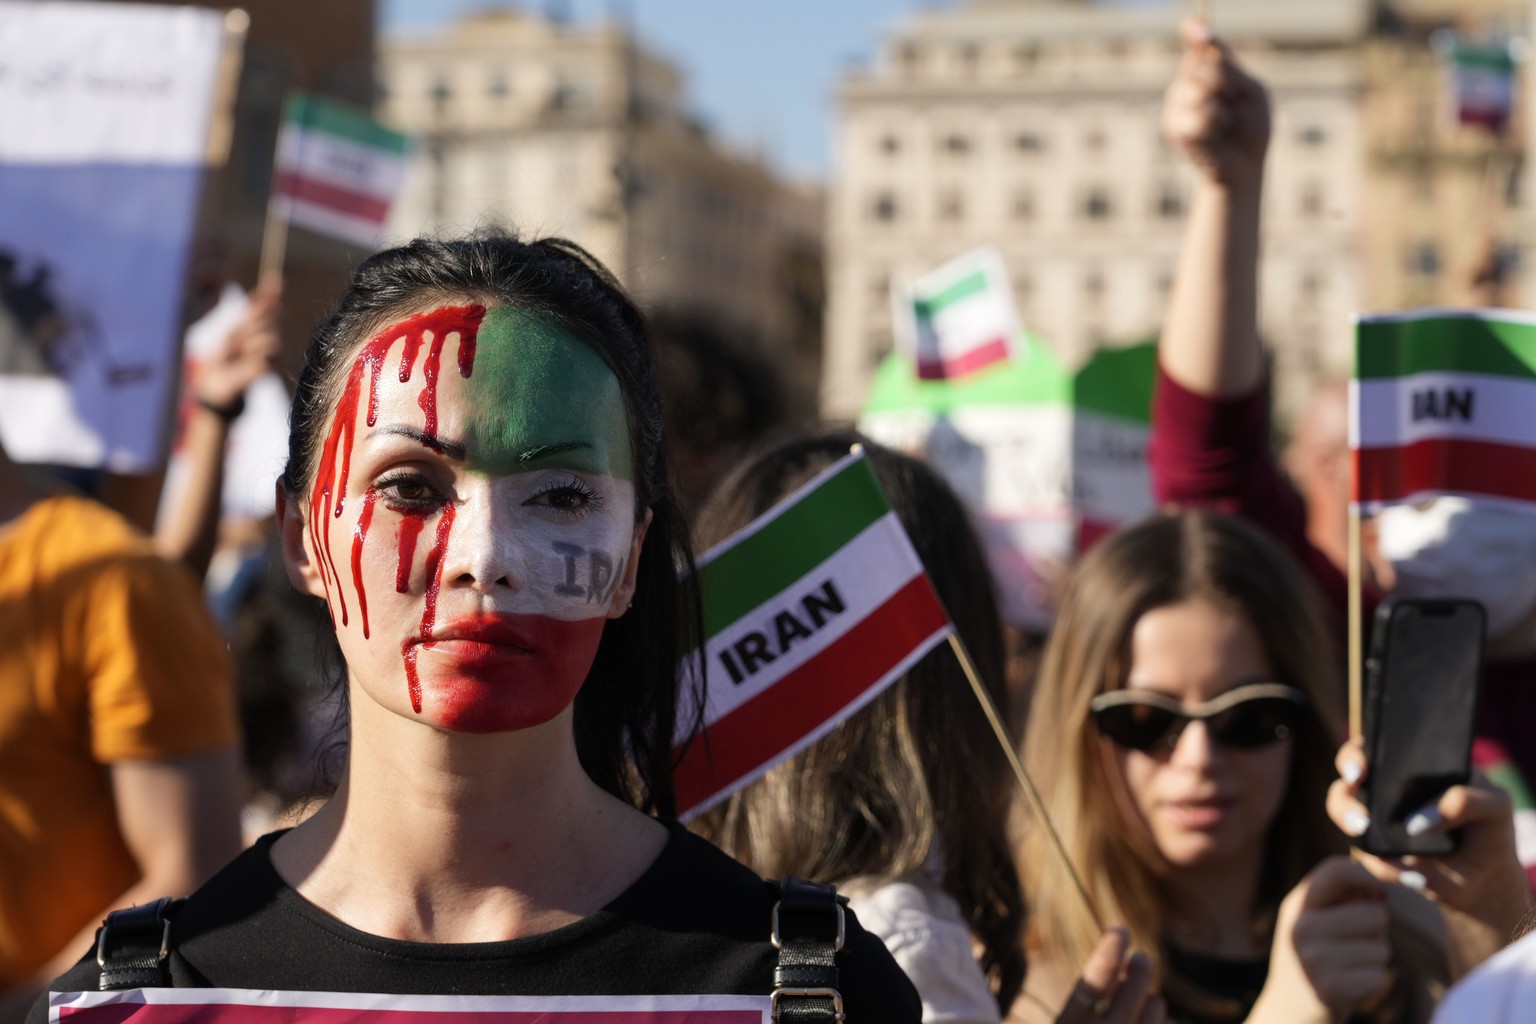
[1351,372,1536,449]
[276,126,408,200]
[685,511,923,741]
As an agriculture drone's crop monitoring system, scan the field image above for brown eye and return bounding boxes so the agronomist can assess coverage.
[375,474,443,512]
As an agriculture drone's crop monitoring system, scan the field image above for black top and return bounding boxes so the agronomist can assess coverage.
[1164,945,1269,1024]
[33,823,920,1021]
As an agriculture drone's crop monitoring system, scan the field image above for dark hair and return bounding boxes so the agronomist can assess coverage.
[281,233,703,816]
[691,430,1027,1015]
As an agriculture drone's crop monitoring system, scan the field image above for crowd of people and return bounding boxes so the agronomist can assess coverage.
[6,15,1536,1024]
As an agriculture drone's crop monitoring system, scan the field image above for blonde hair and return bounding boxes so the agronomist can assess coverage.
[1021,511,1347,988]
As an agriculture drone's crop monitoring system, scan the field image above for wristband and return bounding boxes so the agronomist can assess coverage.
[195,393,246,422]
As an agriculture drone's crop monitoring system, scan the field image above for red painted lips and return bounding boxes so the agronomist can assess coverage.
[403,611,606,733]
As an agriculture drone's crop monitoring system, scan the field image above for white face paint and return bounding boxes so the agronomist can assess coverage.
[1375,496,1536,642]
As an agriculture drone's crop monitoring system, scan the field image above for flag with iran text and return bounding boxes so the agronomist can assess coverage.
[272,92,410,247]
[673,450,953,819]
[894,248,1019,380]
[49,988,768,1023]
[1352,308,1536,512]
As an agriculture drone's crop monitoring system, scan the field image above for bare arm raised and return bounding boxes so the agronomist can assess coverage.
[1160,16,1270,399]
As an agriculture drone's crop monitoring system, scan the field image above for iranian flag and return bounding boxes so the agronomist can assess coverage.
[1352,308,1536,511]
[50,988,768,1022]
[272,92,410,247]
[673,450,953,819]
[895,248,1019,380]
[1437,32,1521,133]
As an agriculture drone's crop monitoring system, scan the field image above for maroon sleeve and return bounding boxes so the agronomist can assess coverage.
[1148,364,1357,623]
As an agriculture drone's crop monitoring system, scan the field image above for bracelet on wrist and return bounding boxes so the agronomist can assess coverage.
[195,393,245,422]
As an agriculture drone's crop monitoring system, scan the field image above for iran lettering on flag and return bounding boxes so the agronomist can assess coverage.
[50,988,768,1023]
[272,92,410,247]
[894,248,1020,380]
[1352,308,1536,512]
[673,450,953,819]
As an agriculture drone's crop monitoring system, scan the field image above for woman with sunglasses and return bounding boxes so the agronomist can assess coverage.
[1014,510,1517,1024]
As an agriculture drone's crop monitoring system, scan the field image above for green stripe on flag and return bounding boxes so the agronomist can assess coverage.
[284,92,410,155]
[697,459,890,640]
[1356,316,1536,380]
[913,270,988,319]
[1454,47,1517,74]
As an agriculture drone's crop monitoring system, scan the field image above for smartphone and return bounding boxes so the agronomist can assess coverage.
[1358,597,1483,858]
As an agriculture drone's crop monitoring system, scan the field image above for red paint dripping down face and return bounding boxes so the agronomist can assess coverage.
[297,302,646,735]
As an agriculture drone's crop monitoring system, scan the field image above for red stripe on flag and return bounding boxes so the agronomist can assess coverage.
[60,1005,759,1024]
[274,171,390,223]
[1356,437,1536,504]
[673,575,950,815]
[916,337,1009,380]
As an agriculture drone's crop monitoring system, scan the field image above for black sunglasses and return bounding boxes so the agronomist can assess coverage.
[1089,683,1306,752]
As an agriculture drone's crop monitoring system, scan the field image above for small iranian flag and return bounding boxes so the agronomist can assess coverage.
[272,92,410,247]
[1436,32,1522,133]
[1352,308,1536,511]
[674,450,953,819]
[895,248,1019,380]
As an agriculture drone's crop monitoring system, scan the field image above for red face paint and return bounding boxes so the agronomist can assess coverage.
[396,512,428,593]
[350,489,378,639]
[403,612,606,732]
[307,303,486,639]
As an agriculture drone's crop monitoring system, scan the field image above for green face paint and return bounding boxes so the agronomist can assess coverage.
[462,307,634,482]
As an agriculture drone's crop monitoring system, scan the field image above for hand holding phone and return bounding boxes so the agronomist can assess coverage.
[1357,597,1483,858]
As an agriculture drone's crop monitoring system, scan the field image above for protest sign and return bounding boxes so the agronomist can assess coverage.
[0,1,230,470]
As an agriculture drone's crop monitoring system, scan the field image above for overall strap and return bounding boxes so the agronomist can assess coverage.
[771,878,846,1023]
[96,897,177,990]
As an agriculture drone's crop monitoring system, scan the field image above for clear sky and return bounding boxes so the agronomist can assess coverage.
[379,0,947,181]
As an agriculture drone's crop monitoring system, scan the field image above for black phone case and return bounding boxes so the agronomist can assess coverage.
[1358,598,1483,859]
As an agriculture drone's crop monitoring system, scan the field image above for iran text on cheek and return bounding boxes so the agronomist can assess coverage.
[307,303,487,639]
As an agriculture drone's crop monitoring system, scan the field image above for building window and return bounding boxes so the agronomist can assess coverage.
[899,43,922,72]
[959,43,980,75]
[1012,188,1034,220]
[1155,269,1174,296]
[1083,187,1113,220]
[879,133,901,155]
[1084,268,1105,303]
[1014,132,1045,153]
[939,190,964,221]
[1084,130,1106,152]
[1409,242,1440,277]
[872,192,898,222]
[430,75,452,113]
[1299,124,1327,146]
[1300,181,1325,218]
[1013,44,1040,72]
[1156,182,1183,219]
[941,133,971,155]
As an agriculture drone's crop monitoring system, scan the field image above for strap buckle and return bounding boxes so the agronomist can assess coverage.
[770,900,845,952]
[95,906,171,968]
[770,986,846,1020]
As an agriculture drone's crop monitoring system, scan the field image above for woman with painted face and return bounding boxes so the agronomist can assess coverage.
[31,235,921,1021]
[692,432,1166,1024]
[1016,510,1523,1024]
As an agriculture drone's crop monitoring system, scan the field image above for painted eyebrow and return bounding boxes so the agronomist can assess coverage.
[374,424,468,461]
[519,441,594,465]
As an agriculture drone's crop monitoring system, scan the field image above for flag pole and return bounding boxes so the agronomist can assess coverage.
[946,631,1105,933]
[259,91,295,281]
[258,203,290,281]
[1348,507,1363,739]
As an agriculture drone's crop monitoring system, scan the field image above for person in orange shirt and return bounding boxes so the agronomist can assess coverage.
[0,439,243,1023]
